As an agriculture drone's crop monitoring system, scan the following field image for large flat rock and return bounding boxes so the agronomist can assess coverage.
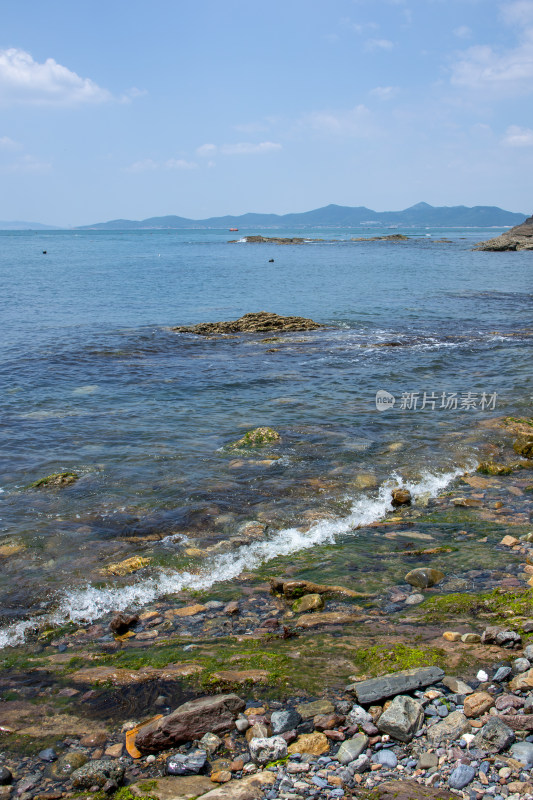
[130,772,277,800]
[347,667,444,704]
[136,694,245,752]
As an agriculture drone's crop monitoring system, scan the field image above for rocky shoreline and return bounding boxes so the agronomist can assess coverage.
[1,419,532,800]
[475,216,533,252]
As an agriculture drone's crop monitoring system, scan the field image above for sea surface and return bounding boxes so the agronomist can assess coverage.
[0,225,531,647]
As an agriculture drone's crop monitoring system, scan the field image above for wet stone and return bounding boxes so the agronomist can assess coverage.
[38,748,57,762]
[449,763,476,789]
[71,759,125,789]
[296,699,334,719]
[166,750,207,775]
[271,709,302,735]
[336,733,368,764]
[0,769,12,786]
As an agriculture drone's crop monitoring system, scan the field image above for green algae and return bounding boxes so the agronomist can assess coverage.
[27,471,79,488]
[228,427,281,449]
[420,588,533,627]
[0,732,64,756]
[351,643,445,676]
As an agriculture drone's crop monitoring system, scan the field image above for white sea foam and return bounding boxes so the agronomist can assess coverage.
[0,465,468,649]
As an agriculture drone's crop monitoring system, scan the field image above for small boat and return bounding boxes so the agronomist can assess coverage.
[229,228,239,232]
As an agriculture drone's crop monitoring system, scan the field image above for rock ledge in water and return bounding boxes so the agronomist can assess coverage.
[173,311,321,335]
[475,214,533,251]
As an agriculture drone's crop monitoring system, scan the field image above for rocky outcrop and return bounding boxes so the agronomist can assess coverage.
[475,214,533,251]
[228,236,324,244]
[173,311,321,335]
[135,694,245,752]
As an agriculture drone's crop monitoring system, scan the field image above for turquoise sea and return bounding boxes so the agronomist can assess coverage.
[0,226,531,646]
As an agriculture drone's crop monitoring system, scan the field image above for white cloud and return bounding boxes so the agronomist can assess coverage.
[302,104,375,137]
[0,48,112,106]
[453,25,472,39]
[125,159,158,173]
[0,154,51,173]
[501,1,533,25]
[196,143,218,157]
[450,8,533,93]
[165,158,197,169]
[364,38,394,51]
[502,124,533,145]
[369,85,398,99]
[119,87,148,104]
[0,135,21,150]
[220,141,281,155]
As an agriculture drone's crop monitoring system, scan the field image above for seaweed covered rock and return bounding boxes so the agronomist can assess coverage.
[229,427,281,449]
[29,471,79,488]
[173,311,321,335]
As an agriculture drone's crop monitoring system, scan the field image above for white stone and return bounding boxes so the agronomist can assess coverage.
[477,670,489,682]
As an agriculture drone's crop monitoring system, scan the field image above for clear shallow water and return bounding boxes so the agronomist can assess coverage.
[0,226,531,645]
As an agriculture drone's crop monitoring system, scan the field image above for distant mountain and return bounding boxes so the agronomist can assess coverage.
[79,203,527,230]
[0,220,58,230]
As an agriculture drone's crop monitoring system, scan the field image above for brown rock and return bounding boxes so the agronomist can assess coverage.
[271,577,368,599]
[442,631,462,642]
[128,775,217,800]
[296,611,364,628]
[509,669,533,692]
[464,692,495,718]
[211,771,232,783]
[288,732,330,756]
[314,713,345,731]
[109,612,139,634]
[79,732,107,747]
[175,604,207,617]
[391,489,411,506]
[224,601,239,615]
[135,694,245,752]
[105,742,123,757]
[355,779,456,800]
[173,311,321,336]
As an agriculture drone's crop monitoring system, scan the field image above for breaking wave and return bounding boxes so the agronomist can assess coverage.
[0,466,469,649]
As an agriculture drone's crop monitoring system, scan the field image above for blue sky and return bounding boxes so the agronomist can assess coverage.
[1,0,532,225]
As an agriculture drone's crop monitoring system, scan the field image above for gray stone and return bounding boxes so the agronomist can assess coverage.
[404,593,424,605]
[166,750,207,775]
[38,748,57,762]
[71,760,125,789]
[372,750,398,768]
[296,699,334,719]
[377,695,424,743]
[347,666,444,704]
[481,627,522,648]
[336,734,368,765]
[442,676,474,695]
[472,717,515,753]
[199,732,222,754]
[347,704,373,726]
[449,763,476,790]
[0,768,12,786]
[427,710,471,746]
[235,714,249,732]
[271,709,303,735]
[513,658,530,674]
[510,741,533,769]
[524,645,533,661]
[417,752,438,770]
[248,735,287,765]
[493,666,512,683]
[50,751,88,779]
[348,754,371,774]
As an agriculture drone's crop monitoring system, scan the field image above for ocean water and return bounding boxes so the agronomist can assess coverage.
[0,226,531,646]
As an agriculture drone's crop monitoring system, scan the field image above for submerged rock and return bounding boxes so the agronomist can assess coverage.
[28,471,79,488]
[71,759,125,788]
[404,567,444,589]
[514,436,533,458]
[292,593,324,613]
[475,214,533,251]
[229,427,281,449]
[173,311,321,335]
